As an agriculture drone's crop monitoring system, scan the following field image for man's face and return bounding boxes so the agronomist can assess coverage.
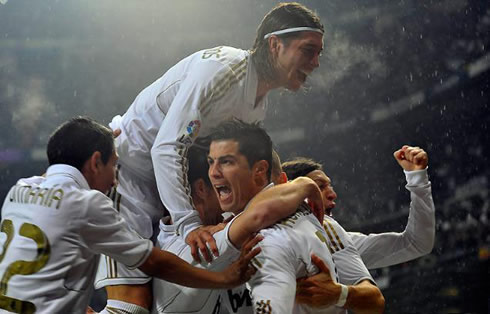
[306,170,337,214]
[208,140,260,215]
[93,150,118,194]
[273,31,323,91]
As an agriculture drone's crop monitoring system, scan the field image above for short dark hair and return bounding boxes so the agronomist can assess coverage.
[208,119,272,181]
[187,145,211,187]
[251,2,324,82]
[282,157,323,180]
[47,116,114,171]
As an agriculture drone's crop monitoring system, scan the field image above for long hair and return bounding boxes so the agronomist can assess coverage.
[251,2,324,82]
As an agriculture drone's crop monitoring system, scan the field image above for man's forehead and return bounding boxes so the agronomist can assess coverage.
[297,32,324,48]
[209,139,240,156]
[307,169,330,182]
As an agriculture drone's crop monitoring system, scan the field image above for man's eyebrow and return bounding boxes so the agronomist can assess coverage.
[303,43,323,51]
[217,154,236,161]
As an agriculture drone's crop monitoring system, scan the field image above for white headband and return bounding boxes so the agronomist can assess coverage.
[263,27,323,39]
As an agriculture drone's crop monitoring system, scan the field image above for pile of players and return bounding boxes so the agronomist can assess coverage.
[0,3,435,314]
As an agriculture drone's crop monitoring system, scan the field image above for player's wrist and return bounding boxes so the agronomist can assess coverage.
[335,284,349,307]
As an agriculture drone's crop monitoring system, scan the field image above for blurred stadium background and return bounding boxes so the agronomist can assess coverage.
[0,1,488,313]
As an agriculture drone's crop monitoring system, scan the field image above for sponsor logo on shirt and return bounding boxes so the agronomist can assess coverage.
[187,120,201,139]
[178,120,202,146]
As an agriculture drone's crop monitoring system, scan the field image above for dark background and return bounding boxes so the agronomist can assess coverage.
[1,1,488,313]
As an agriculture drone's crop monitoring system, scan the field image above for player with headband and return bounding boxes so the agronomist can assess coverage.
[95,3,325,313]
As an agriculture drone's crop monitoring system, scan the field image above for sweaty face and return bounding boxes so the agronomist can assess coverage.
[208,140,260,215]
[94,150,118,194]
[306,170,337,215]
[273,31,323,91]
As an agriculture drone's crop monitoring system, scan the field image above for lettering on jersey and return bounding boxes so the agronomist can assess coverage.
[276,204,311,228]
[0,219,51,314]
[9,185,64,209]
[255,300,272,314]
[227,288,252,312]
[212,295,222,314]
[202,46,223,59]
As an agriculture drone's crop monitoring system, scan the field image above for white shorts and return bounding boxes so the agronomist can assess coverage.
[95,164,165,288]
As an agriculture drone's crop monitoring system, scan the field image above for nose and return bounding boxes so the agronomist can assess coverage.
[324,187,337,203]
[311,53,320,68]
[208,162,222,179]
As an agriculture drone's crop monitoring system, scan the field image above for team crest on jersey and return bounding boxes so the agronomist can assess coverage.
[186,120,201,139]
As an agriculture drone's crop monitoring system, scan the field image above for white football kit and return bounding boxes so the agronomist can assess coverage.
[151,217,239,314]
[97,46,267,286]
[247,203,374,314]
[0,165,152,314]
[348,168,435,269]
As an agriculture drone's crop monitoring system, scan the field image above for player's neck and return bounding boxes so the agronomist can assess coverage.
[255,78,279,106]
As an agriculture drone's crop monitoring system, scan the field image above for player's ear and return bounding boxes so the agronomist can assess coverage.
[268,35,281,56]
[253,160,269,185]
[278,171,288,184]
[192,178,208,201]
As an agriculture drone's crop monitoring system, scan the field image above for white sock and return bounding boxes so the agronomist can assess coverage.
[98,299,149,314]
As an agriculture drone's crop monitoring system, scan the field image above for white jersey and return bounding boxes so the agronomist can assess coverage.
[152,217,240,314]
[347,168,435,269]
[0,165,152,314]
[247,204,342,314]
[224,210,374,314]
[114,46,267,240]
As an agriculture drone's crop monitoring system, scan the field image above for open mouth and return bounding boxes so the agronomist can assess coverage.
[297,70,308,83]
[215,184,232,202]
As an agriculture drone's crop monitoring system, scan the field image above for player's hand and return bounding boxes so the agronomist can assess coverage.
[393,145,428,171]
[186,224,225,263]
[112,128,121,138]
[305,184,325,223]
[220,234,262,288]
[296,254,342,308]
[86,306,96,314]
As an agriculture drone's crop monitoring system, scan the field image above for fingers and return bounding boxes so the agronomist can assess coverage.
[241,234,263,254]
[190,241,201,263]
[200,230,219,259]
[196,236,212,263]
[112,128,122,138]
[394,145,428,170]
[311,254,331,277]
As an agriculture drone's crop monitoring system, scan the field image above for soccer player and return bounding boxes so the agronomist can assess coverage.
[151,146,324,313]
[206,120,385,314]
[282,147,435,308]
[282,146,435,269]
[96,2,326,312]
[0,117,259,314]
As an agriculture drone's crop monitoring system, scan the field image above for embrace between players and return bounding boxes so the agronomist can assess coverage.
[0,2,435,314]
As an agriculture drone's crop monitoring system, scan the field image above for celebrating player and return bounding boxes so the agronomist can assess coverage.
[206,120,385,314]
[0,117,259,314]
[96,2,326,312]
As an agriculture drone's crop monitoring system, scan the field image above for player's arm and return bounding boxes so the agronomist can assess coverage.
[150,61,227,261]
[138,235,261,289]
[228,176,323,248]
[83,192,261,289]
[348,145,435,269]
[296,255,385,314]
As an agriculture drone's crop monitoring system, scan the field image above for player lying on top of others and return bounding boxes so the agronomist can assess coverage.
[96,2,326,312]
[281,146,434,308]
[151,145,324,313]
[205,119,385,314]
[0,117,259,314]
